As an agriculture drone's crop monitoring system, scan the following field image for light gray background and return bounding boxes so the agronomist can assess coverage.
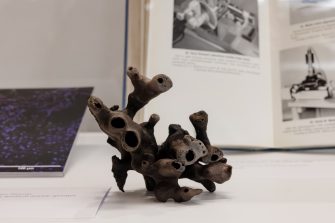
[0,0,127,132]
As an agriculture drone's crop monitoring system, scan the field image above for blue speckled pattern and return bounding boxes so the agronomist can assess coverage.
[0,87,93,172]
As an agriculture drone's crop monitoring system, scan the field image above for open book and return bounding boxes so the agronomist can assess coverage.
[127,0,335,148]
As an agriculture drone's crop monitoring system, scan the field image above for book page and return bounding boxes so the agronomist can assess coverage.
[144,0,274,147]
[271,0,335,147]
[0,187,110,218]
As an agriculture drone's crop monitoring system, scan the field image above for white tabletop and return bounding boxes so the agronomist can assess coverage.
[1,133,335,223]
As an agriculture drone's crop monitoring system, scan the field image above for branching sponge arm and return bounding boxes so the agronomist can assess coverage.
[125,67,173,118]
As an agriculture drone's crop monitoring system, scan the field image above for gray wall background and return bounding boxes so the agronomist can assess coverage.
[0,0,126,132]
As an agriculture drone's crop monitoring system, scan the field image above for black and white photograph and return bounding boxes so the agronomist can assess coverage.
[172,0,259,57]
[280,43,335,122]
[290,0,335,25]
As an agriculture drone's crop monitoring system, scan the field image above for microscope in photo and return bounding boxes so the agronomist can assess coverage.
[290,48,333,100]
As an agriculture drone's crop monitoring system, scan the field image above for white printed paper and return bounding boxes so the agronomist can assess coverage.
[0,187,110,219]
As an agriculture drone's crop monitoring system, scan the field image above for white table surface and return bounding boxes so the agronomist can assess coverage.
[1,133,335,223]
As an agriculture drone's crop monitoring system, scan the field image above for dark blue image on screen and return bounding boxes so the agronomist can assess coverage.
[0,87,93,172]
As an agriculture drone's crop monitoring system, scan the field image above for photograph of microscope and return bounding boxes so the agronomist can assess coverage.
[173,0,259,57]
[289,48,333,101]
[290,0,335,25]
[281,46,335,122]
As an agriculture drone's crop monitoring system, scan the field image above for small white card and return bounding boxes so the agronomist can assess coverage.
[0,187,110,219]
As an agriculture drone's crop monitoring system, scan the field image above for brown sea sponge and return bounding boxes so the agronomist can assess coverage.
[87,67,232,202]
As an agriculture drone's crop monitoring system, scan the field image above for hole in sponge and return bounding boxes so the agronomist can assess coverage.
[211,154,219,161]
[186,150,195,162]
[94,102,102,109]
[124,131,139,148]
[172,161,181,170]
[111,117,126,129]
